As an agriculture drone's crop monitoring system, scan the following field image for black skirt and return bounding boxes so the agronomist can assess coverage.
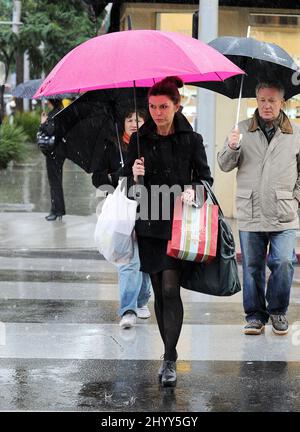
[137,236,183,274]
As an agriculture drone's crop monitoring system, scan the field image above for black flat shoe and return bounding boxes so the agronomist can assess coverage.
[161,360,177,387]
[45,213,63,221]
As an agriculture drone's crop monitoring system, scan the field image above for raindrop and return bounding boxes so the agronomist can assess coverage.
[204,312,210,316]
[86,275,90,279]
[54,315,58,320]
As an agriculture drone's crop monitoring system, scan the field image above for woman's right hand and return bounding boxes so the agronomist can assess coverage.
[132,157,145,182]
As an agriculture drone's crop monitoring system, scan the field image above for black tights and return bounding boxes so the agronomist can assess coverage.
[150,269,183,361]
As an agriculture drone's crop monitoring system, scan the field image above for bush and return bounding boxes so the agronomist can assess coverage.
[14,111,41,143]
[0,122,29,169]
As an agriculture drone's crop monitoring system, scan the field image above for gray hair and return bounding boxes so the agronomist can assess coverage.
[255,82,285,99]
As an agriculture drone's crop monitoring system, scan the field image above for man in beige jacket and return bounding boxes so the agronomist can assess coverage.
[218,82,300,336]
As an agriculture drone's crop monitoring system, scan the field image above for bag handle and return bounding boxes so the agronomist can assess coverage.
[201,180,225,218]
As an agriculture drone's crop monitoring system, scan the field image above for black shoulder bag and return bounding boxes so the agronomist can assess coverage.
[36,118,56,154]
[180,180,241,296]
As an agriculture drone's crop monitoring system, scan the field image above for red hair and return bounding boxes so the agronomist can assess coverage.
[148,76,183,104]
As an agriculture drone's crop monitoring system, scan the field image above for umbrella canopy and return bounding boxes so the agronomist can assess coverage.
[192,36,300,100]
[54,87,148,173]
[13,78,75,99]
[33,30,244,98]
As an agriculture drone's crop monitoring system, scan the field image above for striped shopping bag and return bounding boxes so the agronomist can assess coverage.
[167,196,218,262]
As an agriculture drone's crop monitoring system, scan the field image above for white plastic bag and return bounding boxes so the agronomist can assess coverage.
[94,180,137,264]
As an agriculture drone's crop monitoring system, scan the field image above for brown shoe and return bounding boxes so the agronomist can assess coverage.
[244,320,265,335]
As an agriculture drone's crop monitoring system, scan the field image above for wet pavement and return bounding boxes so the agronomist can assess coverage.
[0,148,300,414]
[0,143,97,216]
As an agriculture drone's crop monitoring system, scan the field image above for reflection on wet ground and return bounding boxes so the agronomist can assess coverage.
[0,144,97,216]
[0,359,299,411]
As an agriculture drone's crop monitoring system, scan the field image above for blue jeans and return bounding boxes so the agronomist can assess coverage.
[116,240,151,317]
[239,230,296,324]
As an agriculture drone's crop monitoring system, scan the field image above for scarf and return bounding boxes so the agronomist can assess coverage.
[122,132,130,145]
[257,111,283,144]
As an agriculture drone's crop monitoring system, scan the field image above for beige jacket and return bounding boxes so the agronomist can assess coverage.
[217,110,300,231]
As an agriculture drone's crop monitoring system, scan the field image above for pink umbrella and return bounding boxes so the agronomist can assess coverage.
[34,30,244,98]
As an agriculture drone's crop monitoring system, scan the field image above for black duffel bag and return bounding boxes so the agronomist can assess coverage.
[180,180,241,296]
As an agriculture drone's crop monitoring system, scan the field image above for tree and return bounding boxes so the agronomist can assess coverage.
[0,1,19,116]
[20,0,101,75]
[0,0,103,115]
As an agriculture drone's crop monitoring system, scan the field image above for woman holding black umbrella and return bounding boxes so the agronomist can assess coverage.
[123,76,213,387]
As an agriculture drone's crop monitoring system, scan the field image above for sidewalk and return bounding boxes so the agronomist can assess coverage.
[1,212,300,262]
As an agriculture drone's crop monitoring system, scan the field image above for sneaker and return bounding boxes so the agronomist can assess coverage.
[270,314,289,335]
[161,361,177,387]
[244,320,265,335]
[119,312,136,329]
[137,305,151,319]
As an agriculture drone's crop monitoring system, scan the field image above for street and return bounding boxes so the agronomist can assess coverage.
[0,150,300,412]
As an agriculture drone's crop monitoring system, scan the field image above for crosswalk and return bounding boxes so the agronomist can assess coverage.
[1,253,300,411]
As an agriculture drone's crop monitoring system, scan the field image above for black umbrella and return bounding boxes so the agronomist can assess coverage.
[193,36,300,100]
[192,36,300,126]
[13,78,75,99]
[53,87,148,173]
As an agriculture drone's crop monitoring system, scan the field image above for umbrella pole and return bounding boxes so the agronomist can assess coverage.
[234,25,250,130]
[235,74,245,129]
[133,80,144,190]
[115,122,124,168]
[133,80,141,158]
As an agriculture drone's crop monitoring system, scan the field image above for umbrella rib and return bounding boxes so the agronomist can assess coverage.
[214,71,224,82]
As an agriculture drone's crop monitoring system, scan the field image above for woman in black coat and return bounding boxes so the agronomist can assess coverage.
[123,76,213,387]
[38,99,65,221]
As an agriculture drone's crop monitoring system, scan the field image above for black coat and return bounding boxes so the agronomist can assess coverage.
[123,112,213,240]
[92,138,125,188]
[39,107,60,137]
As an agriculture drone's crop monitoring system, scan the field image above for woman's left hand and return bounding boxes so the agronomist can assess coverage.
[40,111,48,124]
[181,188,195,206]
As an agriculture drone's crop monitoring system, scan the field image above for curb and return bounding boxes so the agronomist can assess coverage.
[1,249,299,264]
[0,248,103,260]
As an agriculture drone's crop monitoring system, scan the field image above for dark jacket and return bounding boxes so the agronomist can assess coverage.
[123,112,213,240]
[92,138,125,188]
[38,107,65,159]
[39,107,60,137]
